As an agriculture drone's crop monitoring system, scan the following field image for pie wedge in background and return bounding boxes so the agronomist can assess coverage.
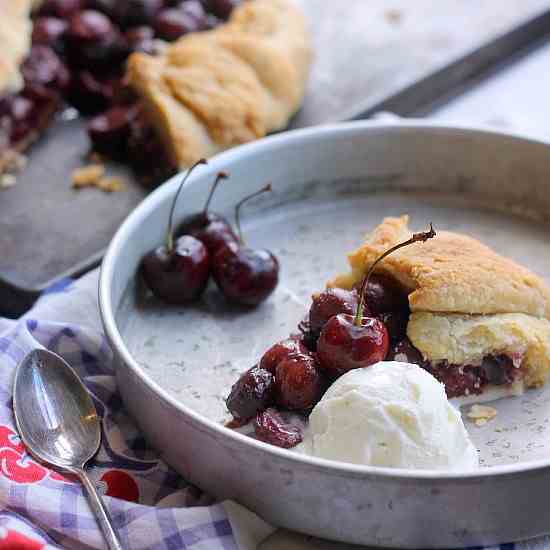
[126,0,312,168]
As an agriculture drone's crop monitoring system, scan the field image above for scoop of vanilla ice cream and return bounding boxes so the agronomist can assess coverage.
[297,361,478,470]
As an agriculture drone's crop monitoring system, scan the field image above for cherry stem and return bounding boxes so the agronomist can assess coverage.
[235,183,272,244]
[354,223,437,326]
[203,171,229,216]
[166,158,207,253]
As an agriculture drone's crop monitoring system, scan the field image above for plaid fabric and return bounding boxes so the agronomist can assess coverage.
[0,270,549,550]
[0,275,237,550]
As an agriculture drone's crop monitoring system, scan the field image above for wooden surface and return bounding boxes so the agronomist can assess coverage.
[2,1,550,316]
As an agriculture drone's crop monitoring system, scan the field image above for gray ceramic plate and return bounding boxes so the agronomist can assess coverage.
[99,121,550,548]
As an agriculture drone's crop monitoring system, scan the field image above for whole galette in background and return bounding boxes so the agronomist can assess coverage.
[126,0,312,168]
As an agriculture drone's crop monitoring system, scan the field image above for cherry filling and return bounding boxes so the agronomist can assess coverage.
[228,272,525,448]
[388,337,522,398]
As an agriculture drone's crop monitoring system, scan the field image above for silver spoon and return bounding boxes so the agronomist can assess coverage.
[13,349,123,550]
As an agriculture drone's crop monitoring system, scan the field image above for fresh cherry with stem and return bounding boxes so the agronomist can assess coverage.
[141,159,211,304]
[178,171,239,255]
[317,224,436,373]
[212,183,279,306]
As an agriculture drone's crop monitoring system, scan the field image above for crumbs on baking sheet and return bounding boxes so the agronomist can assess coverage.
[467,404,497,427]
[71,164,125,192]
[385,9,402,24]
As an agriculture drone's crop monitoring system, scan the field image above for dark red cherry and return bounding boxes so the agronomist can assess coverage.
[141,235,210,303]
[66,70,115,114]
[275,354,325,410]
[154,8,200,40]
[212,183,279,306]
[178,171,239,255]
[127,113,175,178]
[125,26,157,54]
[360,273,410,315]
[67,9,114,41]
[21,46,70,92]
[87,105,138,156]
[259,337,307,375]
[6,96,35,143]
[309,288,359,337]
[176,1,209,29]
[386,337,424,365]
[316,224,437,374]
[114,0,164,28]
[37,0,84,19]
[226,365,274,421]
[203,0,239,20]
[377,309,409,343]
[317,314,389,373]
[32,17,68,53]
[66,10,125,68]
[212,246,279,306]
[140,159,210,302]
[184,213,239,256]
[254,408,302,449]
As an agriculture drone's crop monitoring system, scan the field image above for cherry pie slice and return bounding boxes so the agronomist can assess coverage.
[330,215,550,399]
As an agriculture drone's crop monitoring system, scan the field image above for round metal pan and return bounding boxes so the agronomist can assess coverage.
[99,121,550,548]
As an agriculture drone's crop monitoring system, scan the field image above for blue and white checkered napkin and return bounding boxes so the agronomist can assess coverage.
[0,270,548,550]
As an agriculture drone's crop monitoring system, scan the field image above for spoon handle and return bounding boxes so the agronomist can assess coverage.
[77,468,124,550]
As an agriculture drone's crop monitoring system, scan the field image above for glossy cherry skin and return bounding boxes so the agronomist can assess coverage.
[21,46,70,92]
[259,337,307,375]
[355,273,409,315]
[254,408,302,449]
[178,212,239,256]
[66,10,125,68]
[212,246,279,306]
[226,365,274,421]
[309,287,359,337]
[317,314,389,373]
[141,235,210,303]
[114,0,164,28]
[32,17,68,53]
[37,0,84,19]
[125,26,157,54]
[87,105,138,156]
[204,0,239,20]
[275,354,325,410]
[154,8,199,40]
[67,70,115,114]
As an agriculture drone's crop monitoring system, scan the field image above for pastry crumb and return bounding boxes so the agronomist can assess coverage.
[0,173,17,188]
[385,9,402,24]
[71,164,106,188]
[97,176,125,192]
[467,404,497,426]
[71,165,125,192]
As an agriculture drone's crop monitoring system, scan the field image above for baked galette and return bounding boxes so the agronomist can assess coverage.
[0,0,311,182]
[330,215,550,399]
[126,0,312,168]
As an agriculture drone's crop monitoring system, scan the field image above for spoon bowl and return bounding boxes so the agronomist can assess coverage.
[14,349,100,470]
[13,348,123,550]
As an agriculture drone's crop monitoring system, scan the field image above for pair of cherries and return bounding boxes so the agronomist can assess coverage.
[141,159,279,307]
[226,224,437,447]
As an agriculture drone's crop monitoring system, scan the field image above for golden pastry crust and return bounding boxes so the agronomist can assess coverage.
[408,312,550,387]
[0,0,33,94]
[126,0,312,168]
[330,215,550,319]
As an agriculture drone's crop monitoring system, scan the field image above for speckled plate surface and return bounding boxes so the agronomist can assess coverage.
[100,121,550,547]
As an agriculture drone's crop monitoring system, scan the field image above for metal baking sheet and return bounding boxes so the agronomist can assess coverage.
[2,1,550,317]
